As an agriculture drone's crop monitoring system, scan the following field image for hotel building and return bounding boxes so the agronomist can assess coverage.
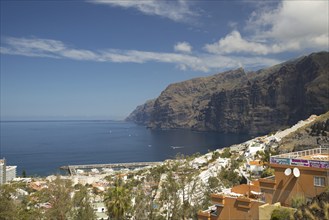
[0,158,17,185]
[198,147,329,220]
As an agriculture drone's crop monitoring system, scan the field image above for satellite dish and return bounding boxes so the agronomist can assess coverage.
[284,168,292,176]
[293,168,300,177]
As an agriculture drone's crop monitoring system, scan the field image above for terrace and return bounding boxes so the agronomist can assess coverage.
[270,147,329,168]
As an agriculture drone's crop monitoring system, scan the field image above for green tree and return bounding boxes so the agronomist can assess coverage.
[145,165,166,219]
[255,149,278,168]
[104,178,131,220]
[220,148,231,158]
[159,169,181,220]
[22,170,27,178]
[179,166,199,219]
[218,164,241,187]
[207,176,220,193]
[0,184,18,220]
[209,151,220,163]
[40,176,74,220]
[16,193,43,220]
[72,185,96,220]
[132,185,149,219]
[158,155,206,220]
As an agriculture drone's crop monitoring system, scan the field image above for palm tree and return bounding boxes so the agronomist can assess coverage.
[104,178,131,220]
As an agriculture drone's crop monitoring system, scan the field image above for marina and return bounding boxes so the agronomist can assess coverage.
[60,161,163,176]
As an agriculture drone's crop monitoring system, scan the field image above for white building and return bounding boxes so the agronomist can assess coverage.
[0,158,17,184]
[246,160,265,175]
[0,159,6,184]
[244,142,265,158]
[93,202,108,220]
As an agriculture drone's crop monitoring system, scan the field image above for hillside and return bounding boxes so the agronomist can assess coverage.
[127,52,329,135]
[278,111,329,153]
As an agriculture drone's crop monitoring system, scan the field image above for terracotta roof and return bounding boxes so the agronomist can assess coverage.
[249,160,263,166]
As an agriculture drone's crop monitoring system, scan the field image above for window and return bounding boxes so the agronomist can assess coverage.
[314,176,325,187]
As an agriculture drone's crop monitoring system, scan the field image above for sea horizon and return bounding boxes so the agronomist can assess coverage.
[0,120,251,177]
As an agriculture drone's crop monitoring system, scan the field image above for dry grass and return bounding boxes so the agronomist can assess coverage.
[324,203,329,220]
[309,202,321,212]
[304,208,316,220]
[295,209,304,219]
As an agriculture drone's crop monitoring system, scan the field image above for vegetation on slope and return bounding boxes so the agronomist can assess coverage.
[294,191,329,220]
[279,111,329,153]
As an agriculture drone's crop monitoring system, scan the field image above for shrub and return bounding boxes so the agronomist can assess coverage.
[210,151,220,162]
[220,148,231,158]
[271,207,291,220]
[218,166,241,187]
[261,168,275,178]
[291,194,306,208]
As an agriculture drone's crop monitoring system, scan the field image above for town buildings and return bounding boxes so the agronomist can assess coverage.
[198,147,329,220]
[246,160,265,176]
[0,158,17,184]
[260,147,328,206]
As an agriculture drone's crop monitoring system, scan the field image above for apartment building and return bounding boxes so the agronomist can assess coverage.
[198,147,328,220]
[0,158,17,184]
[259,147,328,206]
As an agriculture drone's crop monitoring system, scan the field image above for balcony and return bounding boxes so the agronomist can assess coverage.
[211,194,225,206]
[236,197,251,209]
[259,175,276,190]
[198,205,218,220]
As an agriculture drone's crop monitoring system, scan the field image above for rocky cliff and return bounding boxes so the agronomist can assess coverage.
[127,52,329,135]
[126,99,155,126]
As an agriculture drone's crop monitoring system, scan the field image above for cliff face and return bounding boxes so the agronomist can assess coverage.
[149,68,248,129]
[127,52,329,135]
[126,99,155,126]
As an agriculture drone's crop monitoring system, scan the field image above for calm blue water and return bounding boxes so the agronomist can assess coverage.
[0,121,251,176]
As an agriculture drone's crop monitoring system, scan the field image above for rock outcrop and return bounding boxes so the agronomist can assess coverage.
[126,99,155,126]
[127,52,329,135]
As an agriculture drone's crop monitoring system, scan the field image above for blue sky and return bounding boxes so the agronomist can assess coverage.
[1,0,328,120]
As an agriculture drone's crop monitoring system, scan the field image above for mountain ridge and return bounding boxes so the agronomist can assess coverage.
[127,51,329,135]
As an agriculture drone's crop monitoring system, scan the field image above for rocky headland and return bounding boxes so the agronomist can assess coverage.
[127,52,329,135]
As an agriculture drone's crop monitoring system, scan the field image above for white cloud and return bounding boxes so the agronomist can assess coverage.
[5,37,65,52]
[174,42,192,53]
[259,1,328,41]
[61,49,100,61]
[204,31,269,55]
[88,0,197,23]
[1,36,280,72]
[207,1,328,55]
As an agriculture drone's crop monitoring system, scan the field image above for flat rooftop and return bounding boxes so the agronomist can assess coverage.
[6,166,17,170]
[270,148,329,168]
[301,154,328,160]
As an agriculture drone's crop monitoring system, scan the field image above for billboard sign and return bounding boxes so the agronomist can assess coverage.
[309,160,329,169]
[291,159,309,167]
[270,157,291,165]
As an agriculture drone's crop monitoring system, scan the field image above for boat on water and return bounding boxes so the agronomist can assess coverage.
[171,146,184,149]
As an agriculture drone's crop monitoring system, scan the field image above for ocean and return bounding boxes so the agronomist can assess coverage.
[0,121,251,176]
